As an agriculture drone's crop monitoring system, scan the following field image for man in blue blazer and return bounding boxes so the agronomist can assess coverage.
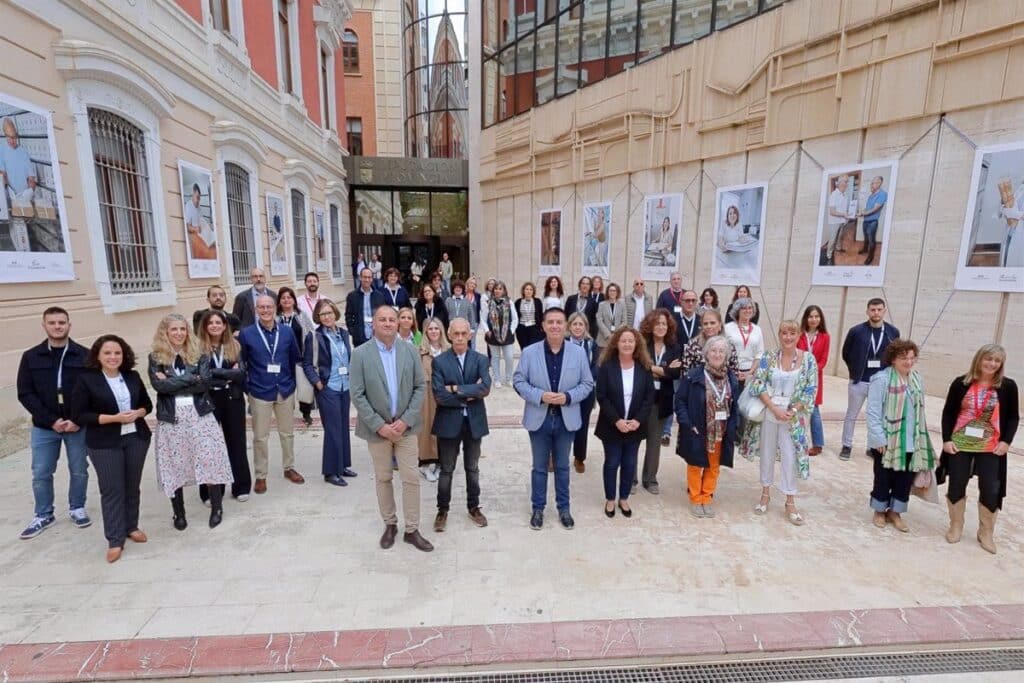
[431,318,491,532]
[512,307,595,531]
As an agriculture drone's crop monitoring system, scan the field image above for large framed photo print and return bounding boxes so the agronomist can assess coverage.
[641,193,683,281]
[813,160,898,287]
[177,160,220,278]
[265,192,289,276]
[581,201,611,277]
[0,92,74,283]
[711,183,767,286]
[955,142,1024,292]
[538,208,562,276]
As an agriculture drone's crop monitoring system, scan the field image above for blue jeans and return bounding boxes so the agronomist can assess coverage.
[316,388,352,476]
[31,426,88,518]
[528,411,575,512]
[602,440,640,501]
[810,405,824,449]
[863,220,879,247]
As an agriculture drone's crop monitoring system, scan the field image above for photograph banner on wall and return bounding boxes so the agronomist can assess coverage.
[581,201,612,278]
[266,192,289,276]
[0,92,74,283]
[812,160,898,287]
[711,183,767,286]
[177,160,220,279]
[313,205,327,272]
[538,208,562,277]
[641,193,683,281]
[955,141,1024,292]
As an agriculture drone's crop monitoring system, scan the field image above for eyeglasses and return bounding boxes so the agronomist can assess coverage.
[683,298,698,303]
[633,282,643,286]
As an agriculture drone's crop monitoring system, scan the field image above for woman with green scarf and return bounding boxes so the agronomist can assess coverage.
[866,338,936,532]
[483,280,518,387]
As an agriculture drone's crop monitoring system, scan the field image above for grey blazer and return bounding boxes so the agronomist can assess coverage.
[512,341,595,432]
[623,293,653,329]
[595,299,628,347]
[349,336,426,442]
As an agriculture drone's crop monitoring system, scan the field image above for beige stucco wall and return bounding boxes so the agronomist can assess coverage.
[0,1,352,443]
[476,0,1024,391]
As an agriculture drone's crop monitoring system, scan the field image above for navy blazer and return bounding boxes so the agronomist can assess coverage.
[380,285,411,310]
[345,288,387,347]
[593,358,656,443]
[431,348,491,439]
[303,326,352,387]
[674,366,740,469]
[70,369,153,449]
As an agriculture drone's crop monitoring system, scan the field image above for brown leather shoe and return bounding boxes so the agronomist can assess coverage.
[106,547,123,563]
[808,447,822,456]
[254,478,267,494]
[403,530,434,552]
[379,524,398,549]
[128,529,148,543]
[469,507,488,527]
[574,458,585,474]
[434,511,448,532]
[284,469,305,484]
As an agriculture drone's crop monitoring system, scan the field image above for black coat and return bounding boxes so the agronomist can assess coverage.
[345,288,387,347]
[147,354,215,424]
[232,287,277,329]
[647,339,683,419]
[564,294,598,337]
[674,366,740,468]
[208,351,248,401]
[69,369,153,449]
[17,339,89,428]
[303,326,352,387]
[431,349,491,439]
[415,299,450,332]
[593,358,656,443]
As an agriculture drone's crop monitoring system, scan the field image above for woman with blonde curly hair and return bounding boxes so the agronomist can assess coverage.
[418,317,450,481]
[148,314,233,531]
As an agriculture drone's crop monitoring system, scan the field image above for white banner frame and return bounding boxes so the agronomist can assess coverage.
[710,182,768,286]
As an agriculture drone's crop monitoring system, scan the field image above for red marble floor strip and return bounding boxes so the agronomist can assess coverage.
[1,604,1021,681]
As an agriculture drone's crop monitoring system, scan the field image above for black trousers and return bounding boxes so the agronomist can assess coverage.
[946,451,1002,512]
[437,418,482,511]
[572,393,596,462]
[869,449,915,513]
[201,389,251,501]
[88,433,149,548]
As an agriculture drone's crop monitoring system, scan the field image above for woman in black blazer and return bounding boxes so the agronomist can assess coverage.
[69,335,152,563]
[415,282,450,332]
[514,282,544,350]
[594,328,656,518]
[638,308,684,494]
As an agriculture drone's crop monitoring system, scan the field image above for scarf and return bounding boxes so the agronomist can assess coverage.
[882,369,935,471]
[704,363,730,451]
[488,297,511,344]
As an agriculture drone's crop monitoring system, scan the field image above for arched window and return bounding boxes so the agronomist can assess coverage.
[342,29,359,73]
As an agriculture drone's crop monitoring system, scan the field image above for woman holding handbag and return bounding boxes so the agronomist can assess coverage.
[739,320,818,525]
[940,344,1018,553]
[483,280,518,387]
[675,336,740,518]
[278,287,316,427]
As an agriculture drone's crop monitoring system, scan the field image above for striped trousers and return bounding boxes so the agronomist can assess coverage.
[88,433,150,548]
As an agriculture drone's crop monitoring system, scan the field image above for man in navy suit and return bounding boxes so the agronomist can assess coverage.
[512,307,594,531]
[431,318,491,532]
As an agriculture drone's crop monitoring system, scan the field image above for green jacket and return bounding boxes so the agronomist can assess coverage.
[350,336,426,442]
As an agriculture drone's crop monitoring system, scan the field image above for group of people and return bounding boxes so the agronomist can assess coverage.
[16,267,1018,562]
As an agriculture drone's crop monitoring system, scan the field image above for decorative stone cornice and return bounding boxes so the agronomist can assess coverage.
[283,158,318,189]
[210,120,269,162]
[53,39,176,118]
[325,179,346,203]
[313,0,354,50]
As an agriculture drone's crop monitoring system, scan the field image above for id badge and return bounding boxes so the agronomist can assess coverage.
[867,360,881,368]
[714,410,728,421]
[964,425,985,439]
[673,306,682,314]
[653,380,662,390]
[610,325,616,331]
[771,395,788,406]
[57,392,64,405]
[121,423,137,436]
[267,363,281,374]
[338,366,349,376]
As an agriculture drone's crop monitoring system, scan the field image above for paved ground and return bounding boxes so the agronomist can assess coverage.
[0,376,1020,680]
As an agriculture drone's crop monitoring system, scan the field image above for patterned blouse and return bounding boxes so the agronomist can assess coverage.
[682,334,739,373]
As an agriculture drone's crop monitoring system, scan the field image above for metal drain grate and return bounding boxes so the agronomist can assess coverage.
[359,647,1024,682]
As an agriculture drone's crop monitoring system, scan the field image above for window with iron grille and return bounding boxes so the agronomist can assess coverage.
[342,30,359,73]
[88,108,161,295]
[291,188,308,275]
[329,203,342,279]
[224,162,256,286]
[320,46,332,128]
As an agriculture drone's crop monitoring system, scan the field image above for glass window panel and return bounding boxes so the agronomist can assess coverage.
[514,34,536,115]
[353,190,393,235]
[606,0,638,79]
[534,18,556,105]
[430,191,469,236]
[416,0,429,20]
[483,0,499,56]
[290,189,308,276]
[638,0,672,63]
[396,191,431,236]
[714,0,759,30]
[428,0,445,16]
[329,203,342,279]
[579,0,607,87]
[556,9,580,96]
[763,0,786,7]
[483,57,499,126]
[674,0,712,45]
[514,2,535,40]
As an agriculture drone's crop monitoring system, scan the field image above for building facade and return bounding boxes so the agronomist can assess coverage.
[474,0,1024,389]
[0,0,354,434]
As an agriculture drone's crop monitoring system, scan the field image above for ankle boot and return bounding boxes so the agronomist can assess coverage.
[945,498,966,543]
[171,488,187,531]
[864,243,877,265]
[977,503,998,554]
[209,485,223,528]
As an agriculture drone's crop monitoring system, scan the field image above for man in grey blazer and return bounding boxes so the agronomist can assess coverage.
[232,267,277,329]
[431,318,491,532]
[624,278,653,330]
[512,307,595,531]
[350,306,433,552]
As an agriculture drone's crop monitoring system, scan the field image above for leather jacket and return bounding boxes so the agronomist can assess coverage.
[147,353,216,423]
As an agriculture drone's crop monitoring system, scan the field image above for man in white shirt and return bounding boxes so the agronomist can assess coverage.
[625,278,652,330]
[297,272,326,325]
[825,174,851,264]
